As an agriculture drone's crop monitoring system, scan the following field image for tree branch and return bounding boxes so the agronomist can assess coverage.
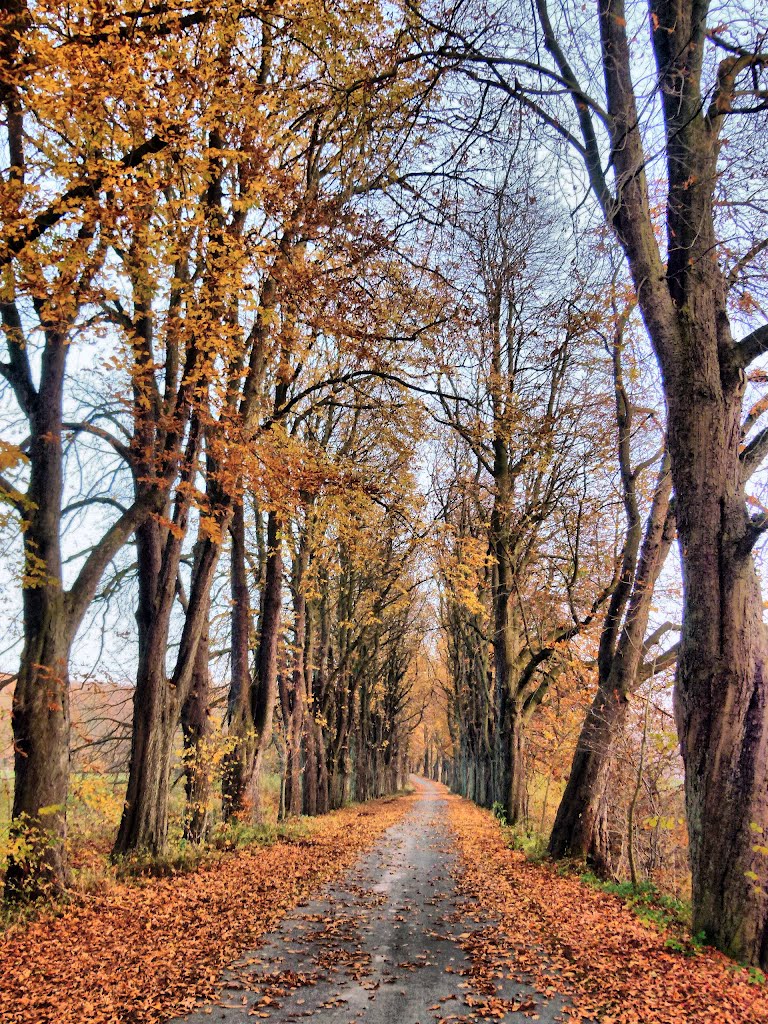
[0,134,168,269]
[733,324,768,367]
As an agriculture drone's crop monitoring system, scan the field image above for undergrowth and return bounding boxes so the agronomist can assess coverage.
[492,803,549,861]
[580,872,706,955]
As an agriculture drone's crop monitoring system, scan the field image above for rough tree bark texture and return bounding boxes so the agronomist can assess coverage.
[284,525,310,816]
[181,569,212,844]
[249,511,284,820]
[113,514,224,856]
[112,516,179,857]
[7,337,70,895]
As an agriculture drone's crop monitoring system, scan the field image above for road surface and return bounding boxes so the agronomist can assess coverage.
[170,778,572,1023]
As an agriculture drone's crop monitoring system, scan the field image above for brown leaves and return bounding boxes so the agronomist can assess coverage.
[0,794,411,1024]
[447,796,768,1024]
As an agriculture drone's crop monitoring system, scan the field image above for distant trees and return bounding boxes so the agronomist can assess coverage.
[430,178,622,823]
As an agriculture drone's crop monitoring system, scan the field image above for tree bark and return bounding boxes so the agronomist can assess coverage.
[222,500,257,820]
[113,516,179,857]
[250,511,283,819]
[113,507,224,856]
[181,562,212,844]
[6,336,70,896]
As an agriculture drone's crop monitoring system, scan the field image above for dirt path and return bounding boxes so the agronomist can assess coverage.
[171,778,569,1024]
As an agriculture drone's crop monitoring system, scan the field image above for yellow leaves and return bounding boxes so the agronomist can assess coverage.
[642,815,676,831]
[36,804,64,817]
[0,440,27,474]
[198,515,223,545]
[70,774,124,825]
[21,546,56,590]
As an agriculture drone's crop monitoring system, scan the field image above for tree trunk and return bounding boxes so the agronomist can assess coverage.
[7,607,71,896]
[250,511,283,820]
[114,514,222,856]
[222,501,257,820]
[549,689,629,859]
[550,446,674,861]
[302,598,318,816]
[113,517,178,857]
[674,444,768,963]
[181,579,212,844]
[505,705,527,825]
[285,526,310,816]
[7,340,70,897]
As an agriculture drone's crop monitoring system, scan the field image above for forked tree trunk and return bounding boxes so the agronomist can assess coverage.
[114,518,223,856]
[549,462,674,860]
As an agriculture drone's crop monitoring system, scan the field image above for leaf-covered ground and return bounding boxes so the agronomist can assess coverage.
[448,796,768,1024]
[0,794,411,1024]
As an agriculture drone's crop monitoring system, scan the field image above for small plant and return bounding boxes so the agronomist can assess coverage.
[113,843,207,881]
[490,806,548,863]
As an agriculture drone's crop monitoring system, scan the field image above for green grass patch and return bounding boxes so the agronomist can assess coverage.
[580,871,704,954]
[492,804,549,862]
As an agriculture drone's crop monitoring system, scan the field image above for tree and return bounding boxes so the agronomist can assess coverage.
[0,1,187,893]
[430,176,618,822]
[549,287,677,870]
[424,0,768,963]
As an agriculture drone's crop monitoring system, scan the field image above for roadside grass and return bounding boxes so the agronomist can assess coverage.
[578,872,706,955]
[0,768,288,929]
[488,800,708,959]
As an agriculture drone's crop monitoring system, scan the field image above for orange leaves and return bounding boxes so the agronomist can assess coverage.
[447,796,768,1024]
[0,794,411,1024]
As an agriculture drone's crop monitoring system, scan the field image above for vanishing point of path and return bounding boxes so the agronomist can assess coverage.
[171,778,572,1024]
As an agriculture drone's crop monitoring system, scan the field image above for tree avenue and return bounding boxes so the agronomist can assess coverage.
[1,0,768,982]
